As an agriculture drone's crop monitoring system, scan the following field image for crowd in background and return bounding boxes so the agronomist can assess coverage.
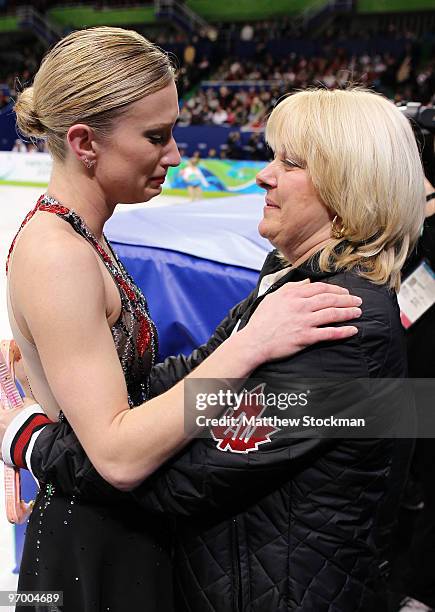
[178,51,435,131]
[0,43,44,110]
[1,10,434,155]
[5,45,433,130]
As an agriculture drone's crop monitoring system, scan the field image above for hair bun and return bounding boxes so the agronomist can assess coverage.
[14,87,46,138]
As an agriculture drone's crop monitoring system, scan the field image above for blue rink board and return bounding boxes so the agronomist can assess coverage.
[113,244,262,359]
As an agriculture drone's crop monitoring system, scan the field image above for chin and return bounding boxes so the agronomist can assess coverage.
[138,188,160,203]
[149,185,163,195]
[142,193,155,202]
[258,219,265,234]
[258,220,270,239]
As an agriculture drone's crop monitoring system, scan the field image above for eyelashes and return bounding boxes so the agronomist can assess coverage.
[146,132,172,145]
[148,135,166,145]
[282,158,302,168]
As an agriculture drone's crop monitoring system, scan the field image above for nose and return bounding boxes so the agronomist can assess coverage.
[256,161,277,190]
[161,137,181,168]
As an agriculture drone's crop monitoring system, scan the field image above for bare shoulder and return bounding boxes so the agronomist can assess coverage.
[12,212,99,278]
[10,212,105,317]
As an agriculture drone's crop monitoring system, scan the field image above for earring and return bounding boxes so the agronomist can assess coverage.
[82,156,96,169]
[331,215,346,239]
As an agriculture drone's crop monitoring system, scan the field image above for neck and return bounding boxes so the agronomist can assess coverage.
[281,228,331,268]
[47,160,115,241]
[289,241,329,269]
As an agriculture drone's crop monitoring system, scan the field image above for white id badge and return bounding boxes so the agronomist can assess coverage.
[398,261,435,329]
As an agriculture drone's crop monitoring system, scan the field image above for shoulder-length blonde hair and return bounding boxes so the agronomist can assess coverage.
[265,87,426,290]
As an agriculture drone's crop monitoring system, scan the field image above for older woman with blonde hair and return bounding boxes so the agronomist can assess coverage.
[132,87,425,610]
[129,88,423,612]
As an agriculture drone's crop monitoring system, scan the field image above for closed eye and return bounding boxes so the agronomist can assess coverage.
[282,158,302,169]
[146,131,171,145]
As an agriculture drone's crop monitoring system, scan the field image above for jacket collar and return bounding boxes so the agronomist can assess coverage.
[260,249,337,288]
[237,249,337,331]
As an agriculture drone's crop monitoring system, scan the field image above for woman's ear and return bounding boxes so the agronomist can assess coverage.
[66,124,97,167]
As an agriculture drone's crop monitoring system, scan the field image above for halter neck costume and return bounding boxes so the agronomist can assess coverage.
[7,195,174,612]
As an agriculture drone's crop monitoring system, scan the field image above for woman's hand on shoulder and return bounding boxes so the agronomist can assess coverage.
[238,281,362,365]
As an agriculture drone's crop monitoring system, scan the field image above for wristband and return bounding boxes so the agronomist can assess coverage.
[2,403,52,470]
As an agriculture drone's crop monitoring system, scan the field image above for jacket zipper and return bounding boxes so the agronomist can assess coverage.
[233,275,286,607]
[232,518,243,611]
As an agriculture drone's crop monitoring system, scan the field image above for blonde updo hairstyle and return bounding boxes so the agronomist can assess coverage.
[14,26,175,160]
[266,87,426,290]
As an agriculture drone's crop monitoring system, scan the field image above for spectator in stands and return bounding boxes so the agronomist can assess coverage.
[0,89,9,109]
[244,131,267,161]
[183,41,196,66]
[226,130,243,159]
[240,22,254,42]
[12,138,26,152]
[211,104,228,125]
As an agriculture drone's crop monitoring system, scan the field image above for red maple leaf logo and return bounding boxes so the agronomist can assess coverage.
[211,383,280,453]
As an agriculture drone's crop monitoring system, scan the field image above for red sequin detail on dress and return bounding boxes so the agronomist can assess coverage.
[137,313,152,357]
[95,242,113,266]
[116,276,137,303]
[38,203,70,216]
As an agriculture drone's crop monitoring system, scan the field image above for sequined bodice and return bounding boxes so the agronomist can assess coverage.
[7,194,158,407]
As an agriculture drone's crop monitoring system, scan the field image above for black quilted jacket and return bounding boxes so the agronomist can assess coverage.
[29,251,413,612]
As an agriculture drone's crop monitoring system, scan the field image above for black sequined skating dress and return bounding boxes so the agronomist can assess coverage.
[8,196,174,612]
